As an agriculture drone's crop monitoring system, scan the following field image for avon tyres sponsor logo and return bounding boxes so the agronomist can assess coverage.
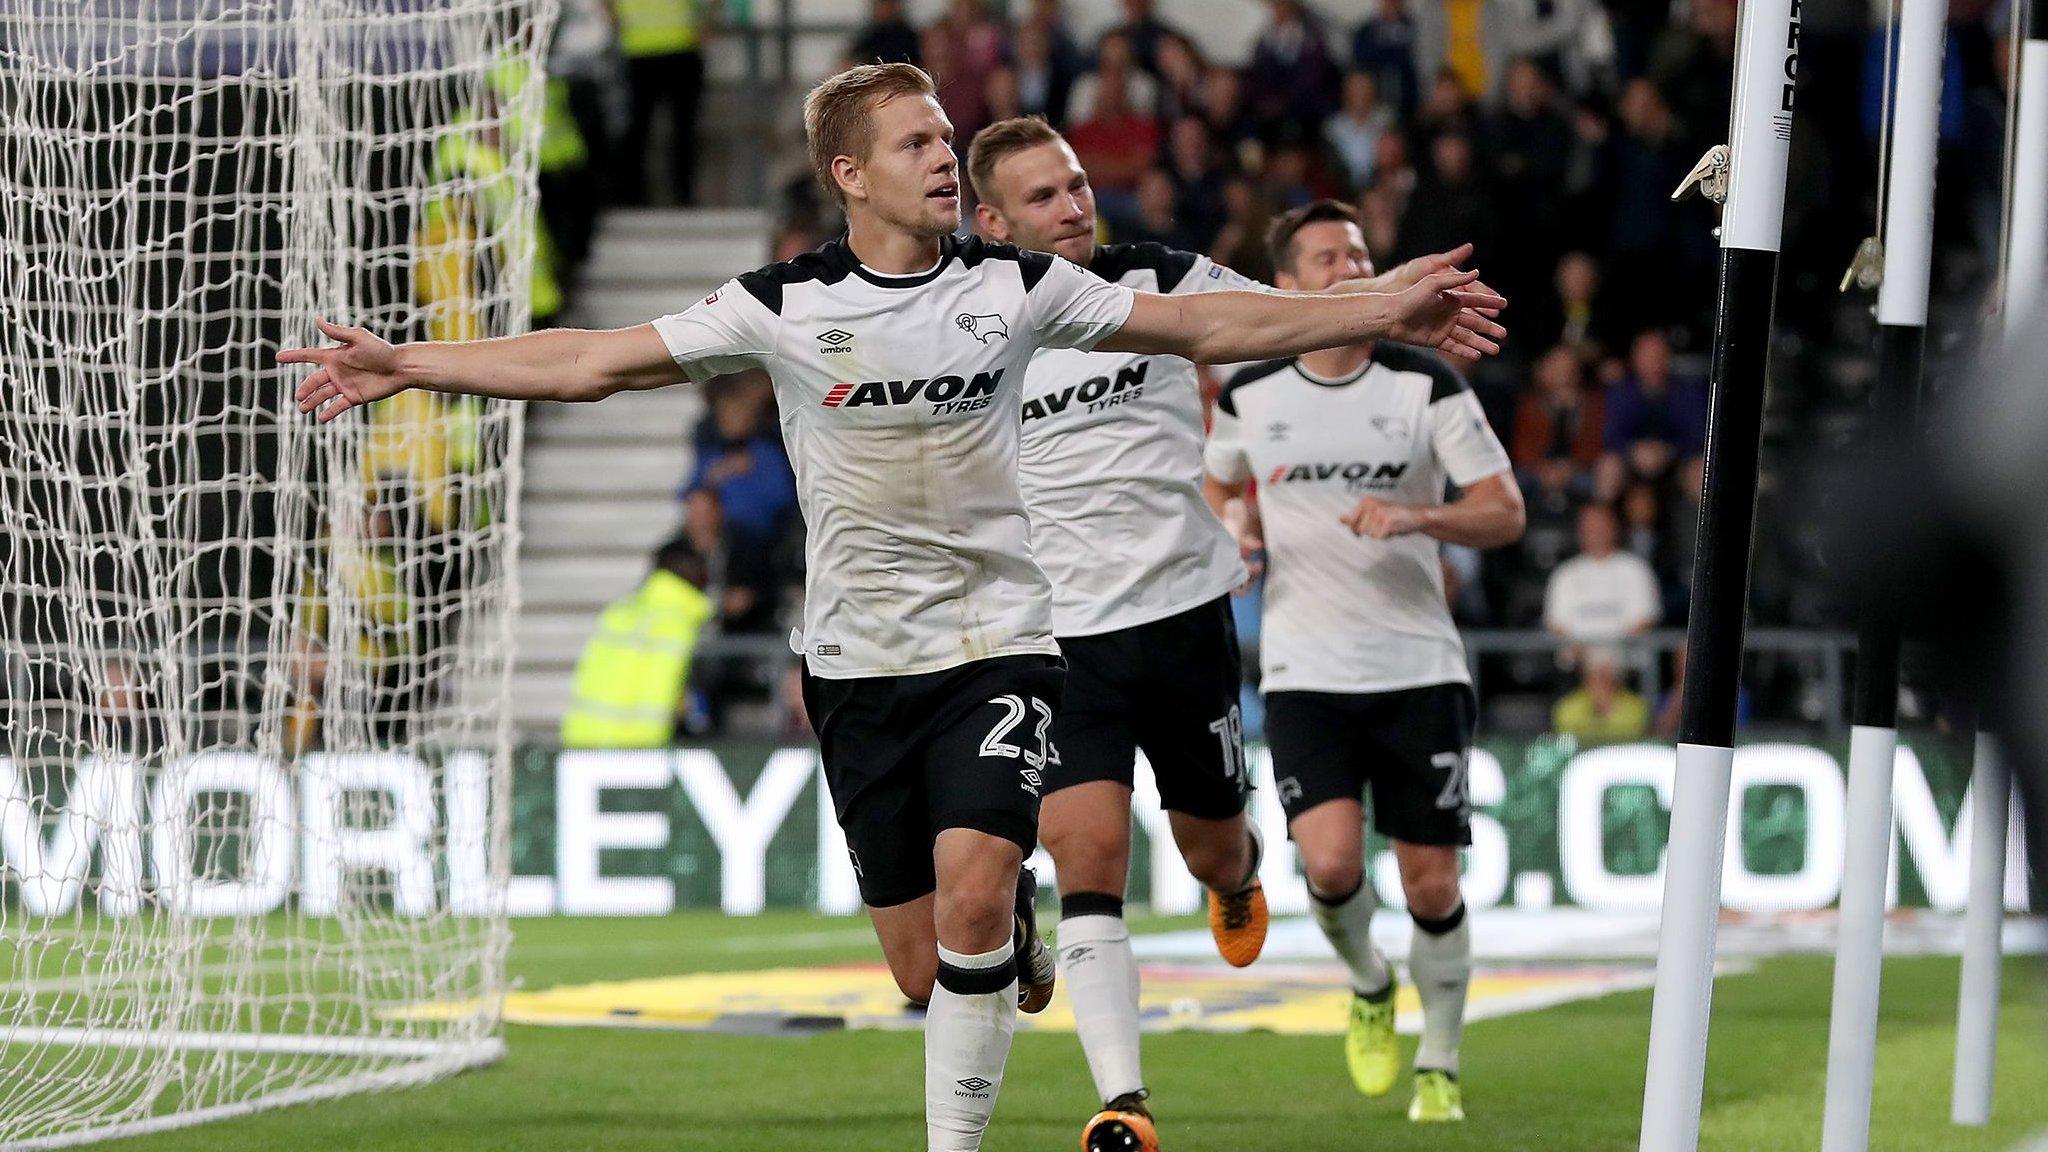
[1021,361,1148,423]
[820,370,1004,415]
[1264,460,1410,492]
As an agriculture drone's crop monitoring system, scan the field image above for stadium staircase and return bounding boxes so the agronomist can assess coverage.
[489,207,772,738]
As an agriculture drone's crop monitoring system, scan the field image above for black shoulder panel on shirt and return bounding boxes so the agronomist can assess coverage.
[1215,357,1293,417]
[1090,242,1203,293]
[1373,341,1470,403]
[956,234,1056,291]
[735,242,853,315]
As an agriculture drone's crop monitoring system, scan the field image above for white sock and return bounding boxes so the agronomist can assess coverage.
[1409,903,1472,1075]
[926,940,1018,1152]
[1309,880,1391,996]
[1056,893,1144,1104]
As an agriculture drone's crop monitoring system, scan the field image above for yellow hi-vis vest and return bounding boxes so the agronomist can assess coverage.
[560,569,715,748]
[615,0,702,58]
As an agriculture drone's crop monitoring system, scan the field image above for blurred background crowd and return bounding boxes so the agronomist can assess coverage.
[469,0,2021,744]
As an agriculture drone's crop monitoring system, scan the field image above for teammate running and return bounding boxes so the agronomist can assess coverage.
[966,116,1497,1152]
[283,68,1505,1152]
[1203,201,1525,1124]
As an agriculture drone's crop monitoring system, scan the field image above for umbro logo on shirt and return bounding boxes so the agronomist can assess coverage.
[1370,415,1413,439]
[821,369,1004,415]
[816,329,854,353]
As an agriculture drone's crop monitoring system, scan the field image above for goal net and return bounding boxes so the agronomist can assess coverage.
[0,2,550,1145]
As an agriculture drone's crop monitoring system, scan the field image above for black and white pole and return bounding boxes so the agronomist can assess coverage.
[1818,2,1943,1150]
[1637,1,1800,1149]
[1950,1,2047,1125]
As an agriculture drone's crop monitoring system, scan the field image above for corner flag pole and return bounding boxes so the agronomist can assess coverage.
[1951,3,2046,1124]
[1638,1,1800,1149]
[1819,1,1943,1148]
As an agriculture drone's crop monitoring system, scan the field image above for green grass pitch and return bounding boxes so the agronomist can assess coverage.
[81,912,2048,1152]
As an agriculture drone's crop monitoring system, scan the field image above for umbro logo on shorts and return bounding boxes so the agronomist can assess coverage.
[1277,777,1304,805]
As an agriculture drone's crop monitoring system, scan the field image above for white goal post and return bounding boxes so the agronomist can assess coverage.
[0,2,551,1146]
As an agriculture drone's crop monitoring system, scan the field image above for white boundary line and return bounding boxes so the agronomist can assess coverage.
[0,1039,503,1152]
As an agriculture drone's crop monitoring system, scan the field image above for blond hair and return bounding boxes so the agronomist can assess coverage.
[966,116,1063,208]
[802,63,939,204]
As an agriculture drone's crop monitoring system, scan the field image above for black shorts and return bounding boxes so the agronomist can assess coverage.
[1046,595,1249,820]
[801,653,1064,908]
[1264,682,1477,846]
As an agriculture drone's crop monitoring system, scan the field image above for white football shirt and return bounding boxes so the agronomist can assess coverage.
[651,234,1136,679]
[1017,244,1257,637]
[1203,346,1512,694]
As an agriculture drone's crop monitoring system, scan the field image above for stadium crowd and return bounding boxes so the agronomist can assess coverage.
[534,0,2019,739]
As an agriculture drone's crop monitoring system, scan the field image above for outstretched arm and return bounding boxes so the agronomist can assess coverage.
[281,320,682,423]
[1096,268,1506,364]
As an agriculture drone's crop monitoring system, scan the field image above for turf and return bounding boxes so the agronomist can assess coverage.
[74,911,2048,1152]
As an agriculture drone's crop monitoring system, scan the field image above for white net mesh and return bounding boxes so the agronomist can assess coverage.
[0,2,549,1145]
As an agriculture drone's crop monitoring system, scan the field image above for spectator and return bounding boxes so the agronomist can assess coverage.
[1397,131,1496,265]
[1245,0,1343,132]
[1067,30,1159,125]
[613,0,711,206]
[1525,250,1619,364]
[1482,58,1576,301]
[1496,0,1614,96]
[1325,70,1397,192]
[1544,502,1661,648]
[1600,329,1707,490]
[560,536,715,749]
[1620,481,1662,568]
[1065,55,1162,211]
[1209,174,1279,285]
[1011,11,1080,125]
[1414,68,1478,140]
[1260,139,1323,209]
[1198,63,1259,166]
[1152,31,1209,122]
[1108,0,1184,76]
[1647,0,1736,155]
[1356,179,1405,267]
[1511,346,1605,480]
[844,0,920,67]
[1602,79,1710,335]
[1351,0,1422,116]
[683,373,797,635]
[1126,167,1204,250]
[1165,115,1228,246]
[1553,647,1650,742]
[1412,0,1496,107]
[929,0,1008,143]
[985,65,1024,124]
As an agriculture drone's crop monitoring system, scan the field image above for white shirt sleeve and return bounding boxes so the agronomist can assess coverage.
[649,280,778,384]
[1175,254,1273,296]
[1428,389,1514,487]
[1204,404,1253,485]
[1024,255,1138,351]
